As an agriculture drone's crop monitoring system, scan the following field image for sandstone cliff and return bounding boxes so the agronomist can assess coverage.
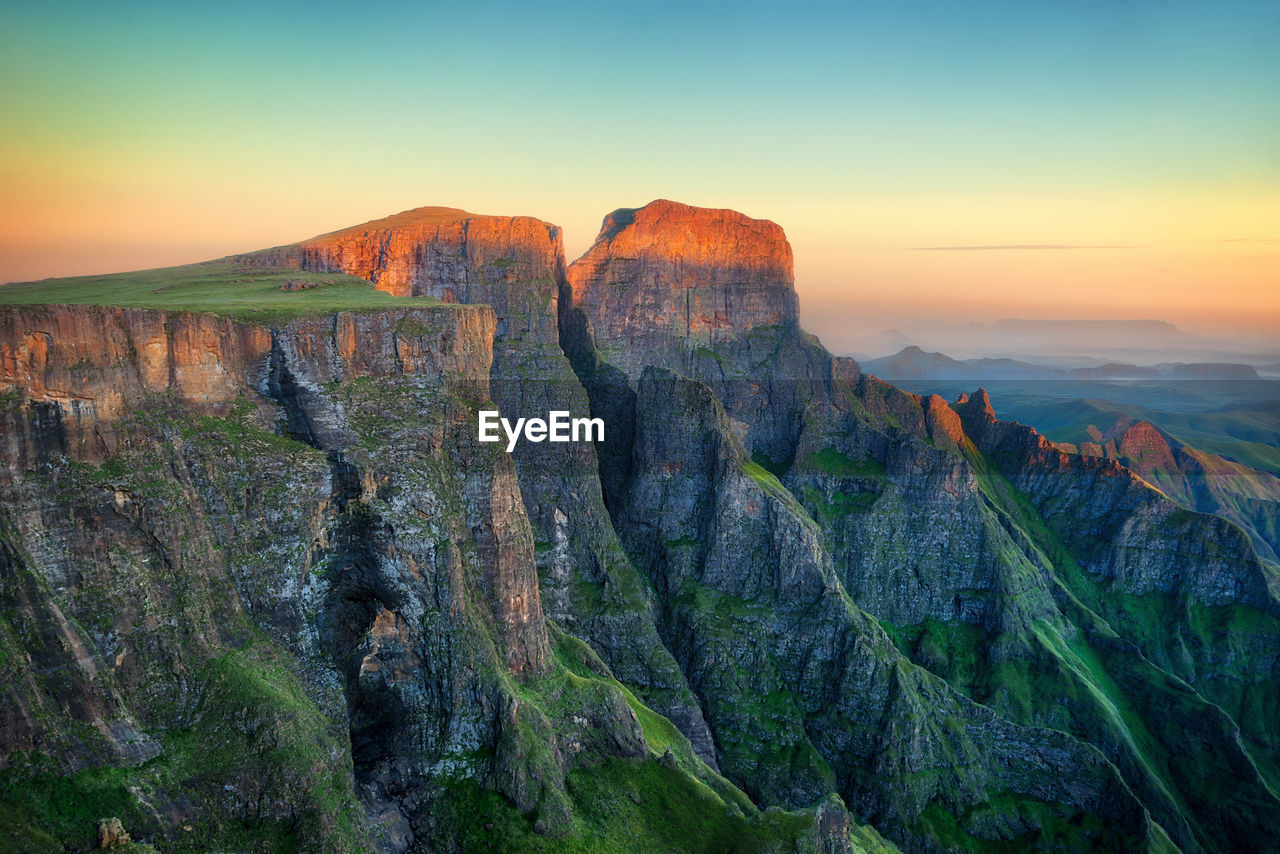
[566,199,798,372]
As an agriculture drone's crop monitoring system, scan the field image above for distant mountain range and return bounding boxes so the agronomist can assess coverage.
[837,318,1280,369]
[863,345,1262,381]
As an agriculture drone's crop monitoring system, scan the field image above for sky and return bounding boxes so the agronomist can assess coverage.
[2,0,1277,354]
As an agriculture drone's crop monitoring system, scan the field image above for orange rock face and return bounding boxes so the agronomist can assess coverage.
[1114,421,1179,472]
[0,305,272,459]
[565,199,798,354]
[245,206,566,347]
[0,305,270,420]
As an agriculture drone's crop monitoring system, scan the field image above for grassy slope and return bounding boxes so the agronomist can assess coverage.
[0,260,434,325]
[423,627,896,854]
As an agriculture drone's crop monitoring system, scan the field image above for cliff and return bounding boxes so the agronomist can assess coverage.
[270,205,726,768]
[1,301,817,852]
[565,199,799,374]
[2,200,1279,853]
[241,206,565,343]
[564,202,1280,853]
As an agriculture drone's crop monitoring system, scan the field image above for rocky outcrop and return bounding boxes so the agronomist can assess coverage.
[246,206,562,306]
[611,367,1155,850]
[563,200,851,469]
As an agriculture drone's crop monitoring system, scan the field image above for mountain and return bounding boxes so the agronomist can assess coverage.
[831,318,1275,369]
[993,396,1280,481]
[1,200,1278,853]
[862,346,1064,380]
[1069,363,1162,379]
[1157,363,1261,379]
[864,348,1262,383]
[1049,419,1280,562]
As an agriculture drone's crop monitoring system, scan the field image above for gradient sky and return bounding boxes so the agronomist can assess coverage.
[2,0,1277,350]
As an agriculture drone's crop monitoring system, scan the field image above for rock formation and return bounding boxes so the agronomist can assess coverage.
[0,200,1277,853]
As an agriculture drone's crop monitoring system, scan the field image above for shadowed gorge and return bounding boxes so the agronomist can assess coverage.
[0,201,1276,853]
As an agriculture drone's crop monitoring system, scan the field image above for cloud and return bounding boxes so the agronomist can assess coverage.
[910,244,1140,251]
[1221,237,1279,243]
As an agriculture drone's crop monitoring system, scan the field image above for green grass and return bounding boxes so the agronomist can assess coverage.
[0,643,369,852]
[0,259,438,324]
[423,761,818,854]
[801,485,878,520]
[800,448,887,479]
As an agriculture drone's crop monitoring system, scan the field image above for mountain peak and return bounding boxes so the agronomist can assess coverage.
[971,387,996,420]
[565,201,798,365]
[237,205,565,303]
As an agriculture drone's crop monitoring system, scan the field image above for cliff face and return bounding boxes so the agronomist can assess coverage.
[0,302,695,852]
[566,199,799,373]
[0,305,271,460]
[243,207,565,343]
[564,202,1280,853]
[613,368,1152,849]
[248,204,723,767]
[563,200,850,474]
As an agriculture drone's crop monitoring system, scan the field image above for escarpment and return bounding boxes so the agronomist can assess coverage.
[2,199,1279,853]
[0,301,736,851]
[0,305,272,461]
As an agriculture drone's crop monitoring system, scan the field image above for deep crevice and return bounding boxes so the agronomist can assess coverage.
[264,331,401,787]
[556,289,636,519]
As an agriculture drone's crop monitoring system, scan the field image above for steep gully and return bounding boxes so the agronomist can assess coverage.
[265,333,391,787]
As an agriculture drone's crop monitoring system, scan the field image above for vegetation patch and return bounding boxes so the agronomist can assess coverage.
[0,260,439,324]
[802,448,886,479]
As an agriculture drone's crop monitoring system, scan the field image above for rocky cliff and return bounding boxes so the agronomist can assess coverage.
[562,201,1280,853]
[566,199,799,373]
[0,299,851,852]
[1,200,1278,853]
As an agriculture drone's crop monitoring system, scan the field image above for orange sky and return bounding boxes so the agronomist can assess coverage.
[2,1,1277,351]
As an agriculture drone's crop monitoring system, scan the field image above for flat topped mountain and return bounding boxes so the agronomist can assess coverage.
[566,199,799,367]
[589,199,793,275]
[0,204,569,326]
[244,205,565,302]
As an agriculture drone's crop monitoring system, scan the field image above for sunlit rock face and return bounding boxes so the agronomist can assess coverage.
[566,199,799,375]
[243,205,566,346]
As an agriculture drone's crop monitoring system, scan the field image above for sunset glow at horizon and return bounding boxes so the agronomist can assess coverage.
[2,0,1277,346]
